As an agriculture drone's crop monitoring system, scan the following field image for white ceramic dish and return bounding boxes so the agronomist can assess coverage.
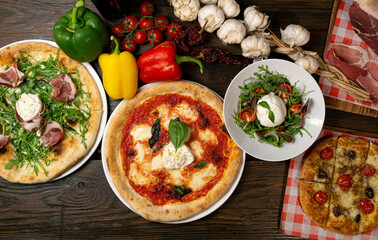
[0,39,108,180]
[101,81,245,224]
[224,59,325,161]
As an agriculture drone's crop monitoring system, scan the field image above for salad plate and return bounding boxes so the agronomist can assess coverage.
[223,59,325,161]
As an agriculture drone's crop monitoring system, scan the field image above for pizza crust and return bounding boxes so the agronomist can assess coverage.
[0,42,103,183]
[105,81,243,222]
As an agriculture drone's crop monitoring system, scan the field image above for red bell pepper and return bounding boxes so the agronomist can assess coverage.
[137,41,203,83]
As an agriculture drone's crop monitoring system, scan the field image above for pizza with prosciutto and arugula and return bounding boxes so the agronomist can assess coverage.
[300,136,378,235]
[104,81,243,222]
[0,42,102,183]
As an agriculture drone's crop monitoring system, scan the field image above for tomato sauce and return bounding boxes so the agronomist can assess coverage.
[121,94,230,205]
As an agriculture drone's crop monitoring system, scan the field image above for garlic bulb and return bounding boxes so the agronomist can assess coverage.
[241,35,271,58]
[295,55,319,74]
[280,24,310,47]
[244,6,269,32]
[218,0,240,18]
[200,0,218,4]
[170,0,200,22]
[216,19,246,44]
[198,4,225,33]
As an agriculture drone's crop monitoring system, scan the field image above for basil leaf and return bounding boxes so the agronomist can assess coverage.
[149,117,161,148]
[268,110,275,123]
[168,118,188,150]
[168,184,192,197]
[194,161,207,169]
[259,101,270,109]
[152,143,166,153]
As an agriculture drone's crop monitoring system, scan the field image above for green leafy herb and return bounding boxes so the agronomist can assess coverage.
[168,117,189,151]
[259,101,275,123]
[152,143,166,153]
[194,161,207,169]
[149,117,161,148]
[167,184,192,197]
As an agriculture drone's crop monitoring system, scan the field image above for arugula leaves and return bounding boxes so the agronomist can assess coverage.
[0,49,91,175]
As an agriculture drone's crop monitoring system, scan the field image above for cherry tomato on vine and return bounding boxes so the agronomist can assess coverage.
[123,16,139,31]
[122,39,137,52]
[107,37,121,52]
[140,1,155,16]
[154,16,169,31]
[167,23,183,38]
[139,17,154,30]
[147,29,163,45]
[111,24,125,36]
[134,31,147,44]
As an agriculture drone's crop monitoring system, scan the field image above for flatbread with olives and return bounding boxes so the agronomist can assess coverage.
[0,41,102,183]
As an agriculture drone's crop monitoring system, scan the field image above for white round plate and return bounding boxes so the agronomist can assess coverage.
[224,59,325,161]
[0,39,108,180]
[101,81,245,224]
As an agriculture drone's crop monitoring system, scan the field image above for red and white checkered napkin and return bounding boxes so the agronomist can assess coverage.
[319,0,377,110]
[280,130,378,239]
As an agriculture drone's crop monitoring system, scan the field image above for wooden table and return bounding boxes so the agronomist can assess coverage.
[0,0,377,239]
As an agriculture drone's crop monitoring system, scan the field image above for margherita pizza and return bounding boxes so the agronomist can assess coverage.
[104,81,243,222]
[0,42,103,183]
[300,136,378,235]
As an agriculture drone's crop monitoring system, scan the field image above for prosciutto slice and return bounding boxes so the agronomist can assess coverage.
[0,63,25,88]
[15,103,45,132]
[0,134,10,149]
[49,73,77,103]
[349,0,378,55]
[40,121,64,147]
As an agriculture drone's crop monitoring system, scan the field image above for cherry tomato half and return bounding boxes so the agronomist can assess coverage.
[122,39,137,52]
[134,31,147,45]
[111,24,124,36]
[147,29,163,45]
[155,16,169,31]
[320,147,333,159]
[360,164,376,176]
[278,83,293,98]
[252,86,265,94]
[140,1,155,16]
[360,199,374,214]
[289,103,303,115]
[336,174,351,191]
[238,108,256,123]
[123,16,139,31]
[314,191,328,205]
[167,23,183,38]
[139,17,154,30]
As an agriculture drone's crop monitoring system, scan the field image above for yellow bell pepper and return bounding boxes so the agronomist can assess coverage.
[98,36,138,99]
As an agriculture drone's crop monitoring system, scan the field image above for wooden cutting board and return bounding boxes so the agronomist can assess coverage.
[323,0,378,118]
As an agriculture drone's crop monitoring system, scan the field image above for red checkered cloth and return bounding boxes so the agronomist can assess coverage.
[280,130,378,239]
[319,0,377,110]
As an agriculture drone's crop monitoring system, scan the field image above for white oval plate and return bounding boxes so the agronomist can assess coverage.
[101,81,245,224]
[224,59,325,161]
[0,39,108,180]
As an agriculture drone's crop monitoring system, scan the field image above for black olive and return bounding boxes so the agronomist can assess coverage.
[318,169,327,179]
[347,150,356,159]
[333,206,341,217]
[366,187,374,199]
[355,214,360,223]
[0,147,6,154]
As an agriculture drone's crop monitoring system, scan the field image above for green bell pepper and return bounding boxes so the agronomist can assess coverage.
[53,0,109,62]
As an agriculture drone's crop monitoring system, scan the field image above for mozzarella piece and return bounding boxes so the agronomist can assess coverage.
[256,92,287,127]
[130,124,152,142]
[16,93,42,121]
[162,142,194,170]
[188,163,217,191]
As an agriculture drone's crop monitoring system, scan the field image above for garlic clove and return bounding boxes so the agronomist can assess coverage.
[280,24,310,47]
[218,0,240,18]
[241,35,271,58]
[244,6,269,32]
[198,4,225,33]
[171,0,200,22]
[295,55,319,74]
[200,0,218,4]
[217,19,246,44]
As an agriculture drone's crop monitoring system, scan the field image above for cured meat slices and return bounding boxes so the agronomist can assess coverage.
[40,121,64,147]
[49,73,77,103]
[349,0,378,55]
[15,103,45,132]
[0,135,10,149]
[0,63,25,88]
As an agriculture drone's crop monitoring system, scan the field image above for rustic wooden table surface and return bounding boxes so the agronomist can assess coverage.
[0,0,377,239]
